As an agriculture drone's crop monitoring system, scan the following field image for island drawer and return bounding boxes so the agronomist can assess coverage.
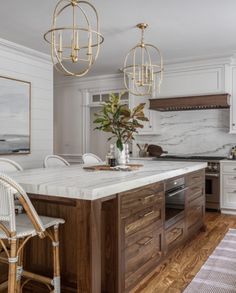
[165,218,185,251]
[186,170,205,187]
[120,183,164,218]
[186,196,205,233]
[186,182,204,203]
[121,204,164,241]
[124,226,163,291]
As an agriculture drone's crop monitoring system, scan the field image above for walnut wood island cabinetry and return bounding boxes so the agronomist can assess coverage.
[1,162,206,293]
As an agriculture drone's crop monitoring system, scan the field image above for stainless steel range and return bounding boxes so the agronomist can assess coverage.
[154,155,226,210]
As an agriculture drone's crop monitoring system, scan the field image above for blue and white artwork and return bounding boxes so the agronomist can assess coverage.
[0,76,30,154]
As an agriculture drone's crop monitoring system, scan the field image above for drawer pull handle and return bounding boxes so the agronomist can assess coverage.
[205,173,219,178]
[142,194,155,201]
[192,176,200,180]
[137,236,153,246]
[229,190,236,193]
[191,186,201,191]
[144,210,155,218]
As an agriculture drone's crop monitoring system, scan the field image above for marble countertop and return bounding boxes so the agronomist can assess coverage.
[10,160,207,200]
[220,159,236,163]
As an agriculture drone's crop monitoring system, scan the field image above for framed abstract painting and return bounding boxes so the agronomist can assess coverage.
[0,76,31,155]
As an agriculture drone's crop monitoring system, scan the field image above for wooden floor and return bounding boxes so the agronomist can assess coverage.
[132,211,236,293]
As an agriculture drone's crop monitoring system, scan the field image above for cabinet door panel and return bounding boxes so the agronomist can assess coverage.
[124,227,163,292]
[165,218,185,251]
[120,182,164,218]
[222,189,236,209]
[186,196,205,233]
[123,204,164,238]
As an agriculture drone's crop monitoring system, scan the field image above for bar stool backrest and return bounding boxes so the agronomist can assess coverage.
[44,155,70,168]
[0,158,23,173]
[82,153,103,164]
[0,173,45,237]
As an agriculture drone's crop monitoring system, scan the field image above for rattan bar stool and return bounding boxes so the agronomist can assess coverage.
[0,173,65,293]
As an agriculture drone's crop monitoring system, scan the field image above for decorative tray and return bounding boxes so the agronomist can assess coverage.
[83,164,143,171]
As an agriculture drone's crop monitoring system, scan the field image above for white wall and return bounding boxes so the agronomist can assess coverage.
[0,38,53,169]
[54,83,83,155]
[54,73,124,157]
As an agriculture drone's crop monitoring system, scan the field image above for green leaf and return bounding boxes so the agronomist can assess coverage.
[136,116,149,121]
[116,139,123,151]
[93,118,106,124]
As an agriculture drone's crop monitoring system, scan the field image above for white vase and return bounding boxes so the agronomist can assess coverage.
[115,143,130,165]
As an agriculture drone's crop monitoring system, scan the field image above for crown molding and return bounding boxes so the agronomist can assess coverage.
[54,72,123,88]
[0,37,51,64]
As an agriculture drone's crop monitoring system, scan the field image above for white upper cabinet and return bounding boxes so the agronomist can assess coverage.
[158,64,229,98]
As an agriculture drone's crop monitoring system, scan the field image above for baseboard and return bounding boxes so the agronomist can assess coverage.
[221,209,236,215]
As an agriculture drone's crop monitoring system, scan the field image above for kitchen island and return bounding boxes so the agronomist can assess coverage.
[8,160,207,293]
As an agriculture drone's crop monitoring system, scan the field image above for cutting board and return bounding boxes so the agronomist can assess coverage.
[83,164,143,171]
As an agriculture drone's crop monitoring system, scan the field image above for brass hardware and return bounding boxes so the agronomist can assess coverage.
[143,210,155,217]
[44,0,104,77]
[137,236,153,246]
[192,176,200,180]
[121,23,163,96]
[143,194,155,201]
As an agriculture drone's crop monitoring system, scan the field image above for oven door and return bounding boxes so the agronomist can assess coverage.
[165,186,188,225]
[205,172,220,208]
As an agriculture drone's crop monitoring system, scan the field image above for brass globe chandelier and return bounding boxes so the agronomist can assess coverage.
[122,23,163,96]
[44,0,104,77]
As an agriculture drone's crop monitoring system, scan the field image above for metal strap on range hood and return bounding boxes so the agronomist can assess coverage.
[149,94,230,112]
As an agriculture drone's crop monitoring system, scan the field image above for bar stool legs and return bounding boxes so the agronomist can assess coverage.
[0,225,63,293]
[51,225,61,293]
[8,237,18,293]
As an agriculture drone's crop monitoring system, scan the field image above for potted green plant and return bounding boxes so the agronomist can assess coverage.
[93,93,149,164]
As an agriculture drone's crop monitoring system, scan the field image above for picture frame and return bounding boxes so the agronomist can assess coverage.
[0,75,31,155]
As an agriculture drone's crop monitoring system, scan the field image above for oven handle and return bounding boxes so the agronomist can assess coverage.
[205,173,219,178]
[166,186,189,198]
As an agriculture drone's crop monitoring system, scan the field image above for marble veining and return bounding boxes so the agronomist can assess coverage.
[9,160,207,200]
[137,109,236,156]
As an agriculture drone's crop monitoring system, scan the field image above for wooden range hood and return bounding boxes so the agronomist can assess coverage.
[149,93,230,111]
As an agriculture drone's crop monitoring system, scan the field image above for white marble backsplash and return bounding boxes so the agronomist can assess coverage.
[136,109,236,157]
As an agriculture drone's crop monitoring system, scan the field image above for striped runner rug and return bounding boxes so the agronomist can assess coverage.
[184,228,236,293]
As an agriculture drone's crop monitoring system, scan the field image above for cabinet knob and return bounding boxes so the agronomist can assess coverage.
[233,123,236,126]
[149,125,152,128]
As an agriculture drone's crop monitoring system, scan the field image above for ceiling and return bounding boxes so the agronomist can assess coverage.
[1,0,236,76]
